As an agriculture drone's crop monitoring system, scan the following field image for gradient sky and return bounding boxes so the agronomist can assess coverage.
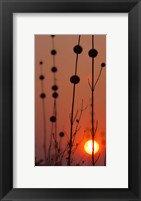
[35,35,106,166]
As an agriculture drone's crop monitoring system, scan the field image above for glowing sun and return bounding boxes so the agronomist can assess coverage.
[84,140,99,155]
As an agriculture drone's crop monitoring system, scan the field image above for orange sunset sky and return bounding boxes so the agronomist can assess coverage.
[35,35,106,166]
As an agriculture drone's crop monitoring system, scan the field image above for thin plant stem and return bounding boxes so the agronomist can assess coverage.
[94,153,101,165]
[48,121,54,165]
[51,36,58,164]
[54,99,58,163]
[40,64,47,164]
[91,35,95,166]
[94,67,103,90]
[68,35,81,166]
[104,150,106,166]
[42,98,47,164]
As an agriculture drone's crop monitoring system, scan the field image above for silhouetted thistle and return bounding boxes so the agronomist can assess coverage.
[94,62,106,90]
[39,60,47,164]
[68,35,83,166]
[88,35,98,166]
[48,35,59,165]
[87,36,106,166]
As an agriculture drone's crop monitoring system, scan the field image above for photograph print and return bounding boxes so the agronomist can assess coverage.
[35,35,106,166]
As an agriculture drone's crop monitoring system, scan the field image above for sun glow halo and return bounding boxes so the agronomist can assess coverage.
[84,140,99,155]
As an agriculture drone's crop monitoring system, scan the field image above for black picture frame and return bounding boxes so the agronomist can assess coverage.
[0,0,141,200]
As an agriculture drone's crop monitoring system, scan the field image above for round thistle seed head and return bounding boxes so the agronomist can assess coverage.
[40,93,46,98]
[39,75,45,80]
[73,45,83,54]
[51,49,57,55]
[50,116,56,122]
[52,92,58,98]
[52,85,58,91]
[51,66,57,72]
[101,62,106,67]
[88,49,98,58]
[70,75,80,84]
[59,132,65,138]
